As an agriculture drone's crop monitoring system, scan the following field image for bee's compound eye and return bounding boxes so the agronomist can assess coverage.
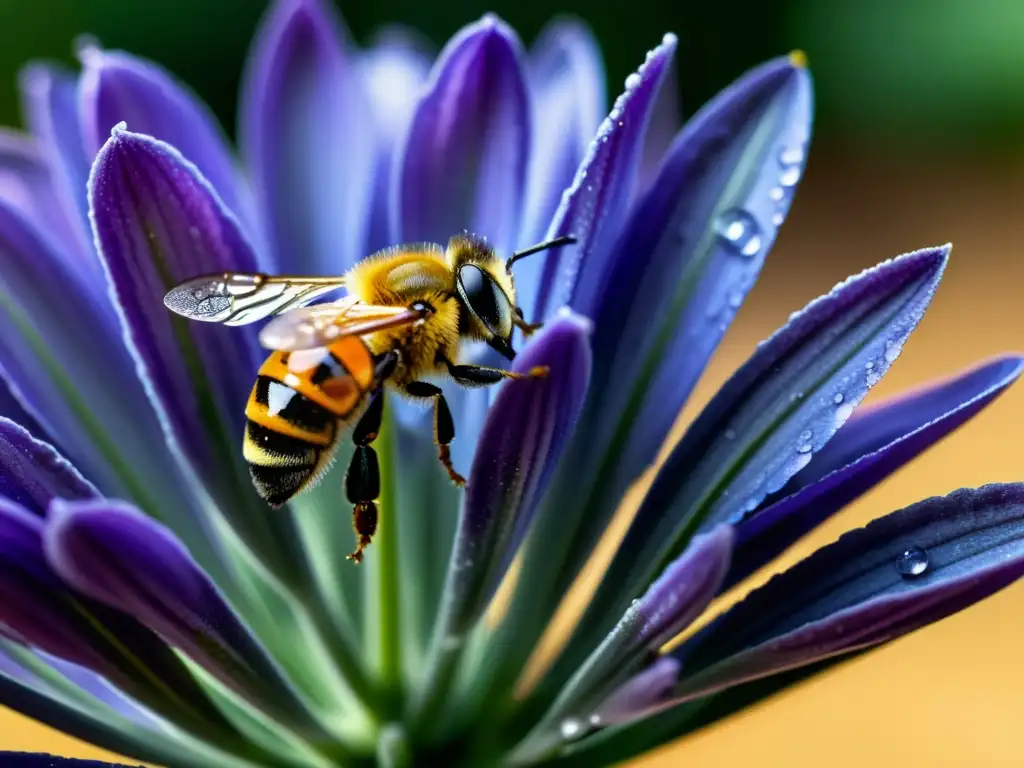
[456,265,512,339]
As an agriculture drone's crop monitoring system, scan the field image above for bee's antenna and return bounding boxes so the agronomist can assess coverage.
[506,235,577,272]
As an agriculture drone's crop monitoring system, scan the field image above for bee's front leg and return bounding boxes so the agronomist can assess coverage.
[513,306,543,337]
[443,358,549,387]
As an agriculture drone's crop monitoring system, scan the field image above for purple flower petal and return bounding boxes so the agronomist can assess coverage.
[441,311,591,632]
[655,483,1024,711]
[240,0,374,274]
[636,56,681,194]
[518,18,606,302]
[0,131,87,269]
[17,65,94,269]
[44,499,327,737]
[78,46,248,226]
[87,127,263,504]
[521,526,730,751]
[727,355,1024,590]
[0,498,228,737]
[532,33,676,322]
[588,55,812,498]
[0,196,176,499]
[394,15,530,258]
[0,418,98,515]
[555,245,947,686]
[359,29,432,254]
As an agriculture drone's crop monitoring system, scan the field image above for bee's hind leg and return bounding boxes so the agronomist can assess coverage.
[405,381,465,487]
[345,388,384,564]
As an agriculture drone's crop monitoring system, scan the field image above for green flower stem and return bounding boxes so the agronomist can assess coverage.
[364,408,403,716]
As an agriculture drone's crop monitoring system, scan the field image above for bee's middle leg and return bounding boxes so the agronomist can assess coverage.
[443,359,549,387]
[344,388,384,564]
[405,380,465,487]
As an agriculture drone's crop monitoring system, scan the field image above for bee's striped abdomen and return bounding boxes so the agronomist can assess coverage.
[243,339,376,506]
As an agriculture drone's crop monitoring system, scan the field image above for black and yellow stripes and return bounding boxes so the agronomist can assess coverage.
[242,339,377,507]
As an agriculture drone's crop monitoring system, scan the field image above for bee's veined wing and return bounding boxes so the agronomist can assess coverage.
[259,301,431,351]
[163,273,348,325]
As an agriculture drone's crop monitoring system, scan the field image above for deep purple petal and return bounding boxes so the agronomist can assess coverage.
[44,499,321,733]
[554,245,947,688]
[636,56,681,194]
[0,498,227,736]
[0,196,174,498]
[18,65,94,268]
[441,312,591,632]
[532,33,676,321]
[394,15,530,257]
[78,46,249,227]
[656,484,1024,710]
[727,355,1024,590]
[522,526,730,751]
[87,127,263,502]
[240,0,373,274]
[0,418,98,516]
[588,56,812,495]
[518,18,606,299]
[0,131,87,269]
[359,29,432,254]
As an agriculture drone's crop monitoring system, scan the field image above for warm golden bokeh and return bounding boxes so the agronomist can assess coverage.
[3,145,1023,765]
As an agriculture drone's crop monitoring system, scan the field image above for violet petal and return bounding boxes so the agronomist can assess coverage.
[358,29,432,254]
[394,15,530,258]
[533,33,676,321]
[44,499,326,737]
[0,418,98,516]
[17,64,94,268]
[665,483,1024,706]
[556,245,947,686]
[727,355,1024,590]
[0,498,230,737]
[441,311,592,633]
[240,0,373,274]
[517,18,606,310]
[87,127,263,505]
[78,46,247,226]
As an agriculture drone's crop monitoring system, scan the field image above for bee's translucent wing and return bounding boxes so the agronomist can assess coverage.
[259,301,431,351]
[163,273,348,326]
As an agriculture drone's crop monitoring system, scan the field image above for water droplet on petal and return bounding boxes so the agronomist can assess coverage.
[833,393,844,404]
[728,291,743,308]
[835,403,855,426]
[624,72,642,90]
[884,340,902,363]
[772,212,784,226]
[714,209,762,257]
[769,187,784,202]
[588,714,602,727]
[560,719,584,740]
[790,451,812,472]
[779,146,805,166]
[895,546,929,578]
[865,361,875,371]
[723,428,737,441]
[866,371,881,387]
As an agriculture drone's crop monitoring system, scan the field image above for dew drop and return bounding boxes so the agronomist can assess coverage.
[624,72,642,90]
[798,429,812,441]
[714,209,762,257]
[779,146,805,166]
[833,393,844,404]
[779,164,801,187]
[884,340,902,363]
[835,403,855,426]
[797,442,812,454]
[588,714,602,727]
[772,212,784,226]
[188,225,200,238]
[769,186,784,202]
[728,291,743,308]
[723,428,737,441]
[865,361,875,371]
[790,451,813,472]
[560,719,584,740]
[895,546,930,578]
[866,371,881,387]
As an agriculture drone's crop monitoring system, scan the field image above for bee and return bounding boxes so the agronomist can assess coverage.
[163,233,575,562]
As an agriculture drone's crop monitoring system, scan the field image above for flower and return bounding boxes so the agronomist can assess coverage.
[0,1,1021,766]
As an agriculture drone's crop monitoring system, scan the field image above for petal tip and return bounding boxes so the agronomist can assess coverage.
[788,49,808,68]
[73,34,104,67]
[553,306,595,336]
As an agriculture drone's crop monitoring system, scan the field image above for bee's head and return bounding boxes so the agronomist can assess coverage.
[448,233,517,359]
[448,233,578,360]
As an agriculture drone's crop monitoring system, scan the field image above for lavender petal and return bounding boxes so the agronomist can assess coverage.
[0,418,98,515]
[533,33,676,321]
[240,0,373,274]
[517,18,606,308]
[44,499,328,738]
[394,15,530,258]
[727,354,1024,590]
[358,29,432,254]
[87,127,263,508]
[555,245,947,688]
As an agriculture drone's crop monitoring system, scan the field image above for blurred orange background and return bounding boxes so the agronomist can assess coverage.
[1,0,1023,765]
